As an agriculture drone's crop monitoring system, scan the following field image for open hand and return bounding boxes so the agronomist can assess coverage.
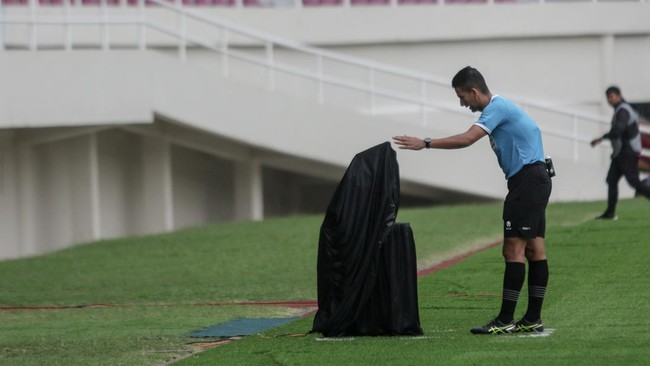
[392,135,425,150]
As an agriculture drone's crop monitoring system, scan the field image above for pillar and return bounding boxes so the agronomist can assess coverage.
[234,159,264,221]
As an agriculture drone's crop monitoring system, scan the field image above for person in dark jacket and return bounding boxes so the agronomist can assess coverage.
[591,86,650,220]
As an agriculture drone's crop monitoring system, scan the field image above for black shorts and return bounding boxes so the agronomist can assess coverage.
[503,162,552,239]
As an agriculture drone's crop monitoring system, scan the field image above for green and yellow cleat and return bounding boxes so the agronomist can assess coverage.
[514,318,544,333]
[470,318,515,335]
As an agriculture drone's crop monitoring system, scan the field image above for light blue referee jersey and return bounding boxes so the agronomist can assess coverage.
[474,95,545,179]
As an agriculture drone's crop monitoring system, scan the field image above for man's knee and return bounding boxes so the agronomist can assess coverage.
[503,237,526,262]
[606,174,620,185]
[525,238,547,261]
[634,181,650,198]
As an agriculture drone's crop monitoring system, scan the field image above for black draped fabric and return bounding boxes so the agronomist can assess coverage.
[311,142,423,337]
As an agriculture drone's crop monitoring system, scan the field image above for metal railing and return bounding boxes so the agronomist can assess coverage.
[0,0,647,9]
[0,0,617,163]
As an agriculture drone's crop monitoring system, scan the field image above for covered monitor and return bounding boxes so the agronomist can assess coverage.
[312,142,423,337]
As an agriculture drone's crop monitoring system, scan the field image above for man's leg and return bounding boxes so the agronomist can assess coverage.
[523,237,548,323]
[470,237,525,335]
[603,161,623,217]
[497,237,527,323]
[472,163,550,335]
[621,154,650,199]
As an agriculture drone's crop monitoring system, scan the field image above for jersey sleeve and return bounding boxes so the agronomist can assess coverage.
[474,99,507,134]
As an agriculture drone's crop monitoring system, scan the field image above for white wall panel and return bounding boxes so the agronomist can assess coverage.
[171,144,236,229]
[32,135,95,252]
[97,130,143,238]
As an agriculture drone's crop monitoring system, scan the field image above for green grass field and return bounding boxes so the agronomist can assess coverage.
[1,198,648,365]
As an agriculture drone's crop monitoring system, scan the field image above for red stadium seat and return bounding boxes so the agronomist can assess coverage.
[641,132,650,150]
[399,0,437,4]
[80,0,120,5]
[639,132,650,172]
[446,0,487,4]
[303,0,341,6]
[639,155,650,172]
[351,0,389,5]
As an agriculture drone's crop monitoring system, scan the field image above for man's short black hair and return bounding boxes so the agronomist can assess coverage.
[606,86,621,96]
[452,66,490,94]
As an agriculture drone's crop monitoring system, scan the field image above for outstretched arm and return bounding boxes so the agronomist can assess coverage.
[392,125,488,150]
[590,137,603,147]
[592,108,630,147]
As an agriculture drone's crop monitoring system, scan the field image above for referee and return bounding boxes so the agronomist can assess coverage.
[393,66,552,335]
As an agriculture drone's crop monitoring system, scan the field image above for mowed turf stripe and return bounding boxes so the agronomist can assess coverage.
[1,239,501,312]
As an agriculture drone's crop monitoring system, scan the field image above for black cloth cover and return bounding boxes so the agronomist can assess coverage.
[311,142,423,337]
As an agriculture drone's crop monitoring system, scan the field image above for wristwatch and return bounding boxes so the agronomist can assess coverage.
[424,137,432,149]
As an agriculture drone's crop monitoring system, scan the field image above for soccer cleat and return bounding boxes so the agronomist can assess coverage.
[470,318,515,335]
[514,318,544,333]
[595,213,618,220]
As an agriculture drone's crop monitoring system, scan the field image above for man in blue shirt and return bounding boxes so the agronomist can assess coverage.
[393,66,552,335]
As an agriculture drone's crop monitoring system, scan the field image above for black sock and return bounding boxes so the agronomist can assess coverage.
[497,262,525,323]
[524,259,549,321]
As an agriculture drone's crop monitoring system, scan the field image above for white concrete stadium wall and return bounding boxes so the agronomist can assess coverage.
[0,50,619,195]
[3,2,648,50]
[32,135,97,252]
[4,0,648,112]
[164,32,639,182]
[0,50,490,259]
[2,0,648,259]
[0,123,247,260]
[171,33,649,124]
[324,35,650,112]
[97,130,144,238]
[171,144,236,228]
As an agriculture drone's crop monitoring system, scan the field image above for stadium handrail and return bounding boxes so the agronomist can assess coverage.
[0,0,647,8]
[1,0,615,163]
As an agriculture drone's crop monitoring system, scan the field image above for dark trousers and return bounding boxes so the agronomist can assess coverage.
[604,150,650,215]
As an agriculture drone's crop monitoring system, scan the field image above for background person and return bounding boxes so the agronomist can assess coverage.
[590,86,650,220]
[392,66,552,335]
